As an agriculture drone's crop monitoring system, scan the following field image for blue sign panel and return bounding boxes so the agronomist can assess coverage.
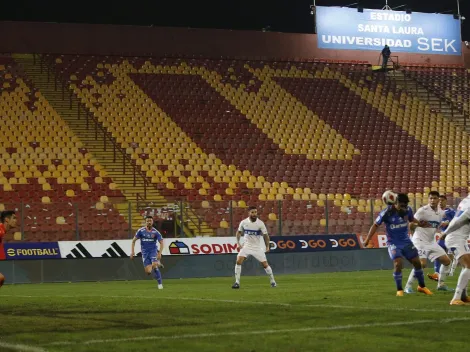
[4,242,61,260]
[269,234,360,253]
[316,6,461,55]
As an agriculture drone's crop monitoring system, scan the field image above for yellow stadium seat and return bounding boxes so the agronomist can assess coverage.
[198,188,207,196]
[100,195,109,203]
[214,194,222,201]
[41,196,51,204]
[66,189,75,197]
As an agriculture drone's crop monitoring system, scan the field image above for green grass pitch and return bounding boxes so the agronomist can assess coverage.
[0,270,469,352]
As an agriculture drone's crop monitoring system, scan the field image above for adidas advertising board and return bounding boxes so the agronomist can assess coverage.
[58,240,144,259]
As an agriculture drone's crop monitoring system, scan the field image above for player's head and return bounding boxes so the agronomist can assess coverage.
[0,210,17,229]
[145,215,153,228]
[428,191,440,208]
[393,193,409,216]
[248,206,257,221]
[439,195,447,209]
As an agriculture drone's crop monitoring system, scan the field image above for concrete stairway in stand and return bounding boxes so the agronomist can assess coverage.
[13,53,214,236]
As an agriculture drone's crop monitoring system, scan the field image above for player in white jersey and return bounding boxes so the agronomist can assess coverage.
[443,195,470,305]
[404,192,454,293]
[232,206,276,289]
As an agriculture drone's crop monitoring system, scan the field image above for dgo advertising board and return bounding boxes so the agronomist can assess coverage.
[316,6,462,55]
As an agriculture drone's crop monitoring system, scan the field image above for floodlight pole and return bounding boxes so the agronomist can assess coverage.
[457,0,460,17]
[383,0,392,10]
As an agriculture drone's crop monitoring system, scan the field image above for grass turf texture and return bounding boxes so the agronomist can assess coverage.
[0,270,469,352]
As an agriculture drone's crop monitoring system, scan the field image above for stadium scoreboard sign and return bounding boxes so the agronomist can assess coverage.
[316,6,462,55]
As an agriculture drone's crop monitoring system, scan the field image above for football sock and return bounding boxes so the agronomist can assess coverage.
[264,266,275,283]
[153,268,162,285]
[453,268,470,301]
[462,287,468,300]
[438,264,451,287]
[235,264,242,284]
[393,271,403,291]
[434,259,441,274]
[405,269,416,288]
[414,268,426,287]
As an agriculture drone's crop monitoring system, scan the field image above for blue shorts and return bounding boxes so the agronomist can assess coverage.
[142,252,158,267]
[388,242,419,261]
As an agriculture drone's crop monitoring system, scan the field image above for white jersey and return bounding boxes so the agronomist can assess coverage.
[445,196,470,242]
[412,205,445,242]
[238,217,268,249]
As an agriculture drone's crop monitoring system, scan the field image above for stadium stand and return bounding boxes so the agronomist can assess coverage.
[0,55,129,241]
[34,55,467,237]
[401,65,470,119]
[2,52,468,240]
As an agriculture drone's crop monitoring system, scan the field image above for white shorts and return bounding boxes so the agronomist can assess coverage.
[412,238,447,262]
[445,238,470,261]
[237,246,267,262]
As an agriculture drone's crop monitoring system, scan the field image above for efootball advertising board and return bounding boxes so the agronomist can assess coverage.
[316,6,462,55]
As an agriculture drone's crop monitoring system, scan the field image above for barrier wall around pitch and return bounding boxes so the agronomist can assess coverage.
[0,249,413,284]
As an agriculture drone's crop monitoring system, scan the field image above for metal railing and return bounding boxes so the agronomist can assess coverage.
[3,197,463,242]
[401,67,469,127]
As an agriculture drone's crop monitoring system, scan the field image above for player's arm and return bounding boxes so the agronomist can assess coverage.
[261,223,270,252]
[364,210,386,247]
[236,230,242,251]
[263,232,270,252]
[444,210,470,234]
[157,239,163,261]
[130,230,140,259]
[363,223,379,248]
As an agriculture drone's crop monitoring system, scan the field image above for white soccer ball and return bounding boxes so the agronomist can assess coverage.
[382,190,397,205]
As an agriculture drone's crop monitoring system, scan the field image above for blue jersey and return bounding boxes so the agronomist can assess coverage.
[440,207,456,232]
[375,205,414,246]
[135,227,163,255]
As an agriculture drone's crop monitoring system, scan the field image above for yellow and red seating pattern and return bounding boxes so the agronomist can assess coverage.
[0,55,129,241]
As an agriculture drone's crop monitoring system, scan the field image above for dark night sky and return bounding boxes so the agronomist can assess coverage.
[2,0,469,40]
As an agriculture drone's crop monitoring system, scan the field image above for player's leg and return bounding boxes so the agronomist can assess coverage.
[0,272,4,288]
[254,250,276,287]
[151,256,163,289]
[429,239,446,281]
[404,241,426,293]
[435,252,453,291]
[392,257,405,296]
[449,253,458,276]
[450,250,470,305]
[143,256,153,275]
[388,245,405,295]
[405,257,426,293]
[233,249,247,288]
[406,245,432,295]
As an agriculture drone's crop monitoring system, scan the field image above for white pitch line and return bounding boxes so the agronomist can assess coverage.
[2,294,469,314]
[0,341,46,352]
[47,316,470,346]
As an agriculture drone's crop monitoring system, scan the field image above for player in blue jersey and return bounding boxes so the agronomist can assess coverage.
[130,216,164,289]
[428,195,457,281]
[364,193,433,296]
